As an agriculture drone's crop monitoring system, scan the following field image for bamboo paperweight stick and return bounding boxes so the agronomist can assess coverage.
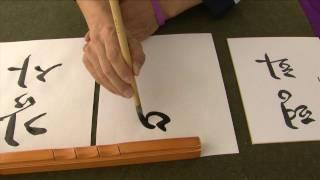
[0,137,201,175]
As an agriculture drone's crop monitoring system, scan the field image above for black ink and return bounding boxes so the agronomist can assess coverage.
[35,63,62,82]
[0,94,47,146]
[146,112,170,131]
[278,90,316,129]
[0,94,36,121]
[136,106,171,132]
[0,94,36,146]
[24,113,47,135]
[318,77,320,82]
[137,108,156,129]
[91,83,100,146]
[7,54,62,87]
[14,93,35,108]
[8,55,31,88]
[256,53,296,80]
[4,54,57,147]
[5,114,19,146]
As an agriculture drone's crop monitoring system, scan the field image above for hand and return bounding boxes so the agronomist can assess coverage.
[82,25,145,98]
[78,0,146,98]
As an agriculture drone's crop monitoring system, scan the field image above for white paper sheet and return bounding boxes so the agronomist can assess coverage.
[0,38,95,153]
[97,34,239,156]
[228,37,320,144]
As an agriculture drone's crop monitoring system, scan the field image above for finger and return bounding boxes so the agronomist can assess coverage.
[105,30,134,84]
[128,37,145,76]
[85,32,91,42]
[82,54,119,95]
[87,42,133,98]
[83,44,120,95]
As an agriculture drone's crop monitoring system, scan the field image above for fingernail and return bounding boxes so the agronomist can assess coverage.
[123,88,133,98]
[133,64,141,75]
[124,75,133,83]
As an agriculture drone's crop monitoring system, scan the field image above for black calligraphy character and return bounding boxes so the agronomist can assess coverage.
[256,53,296,80]
[35,63,62,82]
[0,94,47,146]
[136,106,171,132]
[8,55,31,88]
[0,94,35,146]
[278,90,316,129]
[24,113,47,135]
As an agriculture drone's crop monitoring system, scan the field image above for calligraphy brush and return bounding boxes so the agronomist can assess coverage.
[109,0,145,122]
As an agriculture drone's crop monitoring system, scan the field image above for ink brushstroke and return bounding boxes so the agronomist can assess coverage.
[136,106,171,132]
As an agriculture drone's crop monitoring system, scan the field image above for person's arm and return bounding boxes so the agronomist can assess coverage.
[76,0,114,29]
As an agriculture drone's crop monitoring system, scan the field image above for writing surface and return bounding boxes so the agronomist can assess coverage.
[97,34,239,156]
[228,37,320,144]
[0,38,95,153]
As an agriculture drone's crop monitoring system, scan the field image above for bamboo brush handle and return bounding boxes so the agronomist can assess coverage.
[109,0,141,106]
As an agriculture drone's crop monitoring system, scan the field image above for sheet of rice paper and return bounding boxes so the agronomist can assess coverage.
[228,37,320,144]
[0,38,95,153]
[97,34,239,156]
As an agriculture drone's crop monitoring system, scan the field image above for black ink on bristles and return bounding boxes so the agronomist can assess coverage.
[136,105,156,129]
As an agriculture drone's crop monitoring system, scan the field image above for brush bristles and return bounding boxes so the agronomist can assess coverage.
[136,105,143,116]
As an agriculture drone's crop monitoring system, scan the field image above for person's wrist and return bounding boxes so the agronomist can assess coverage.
[77,0,114,29]
[86,14,114,31]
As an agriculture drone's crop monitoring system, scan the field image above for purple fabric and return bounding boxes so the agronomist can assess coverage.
[299,0,320,37]
[151,0,166,26]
